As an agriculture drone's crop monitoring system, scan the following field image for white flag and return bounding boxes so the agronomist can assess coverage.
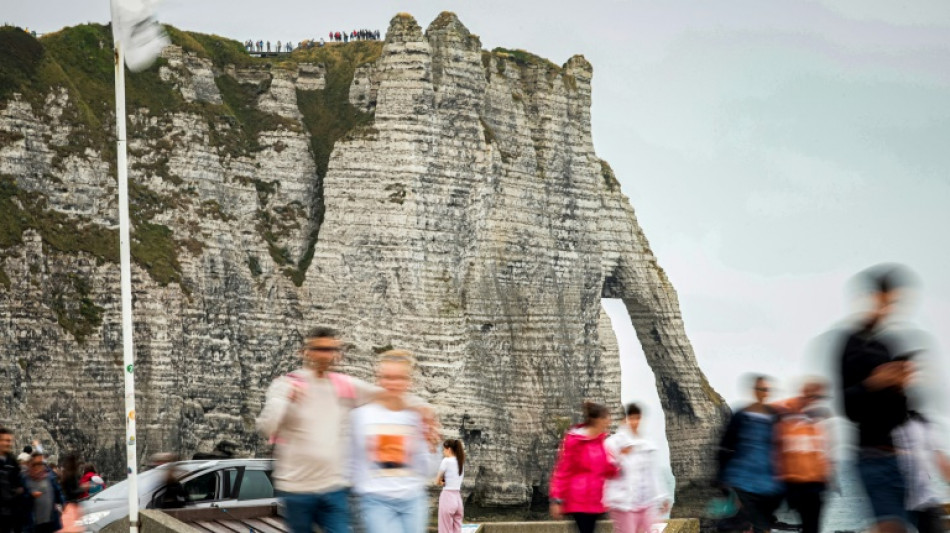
[110,0,170,72]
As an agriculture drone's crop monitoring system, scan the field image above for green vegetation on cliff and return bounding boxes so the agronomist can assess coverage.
[0,24,383,290]
[51,273,104,344]
[0,175,111,342]
[492,47,561,72]
[0,175,118,262]
[289,41,379,286]
[292,41,379,179]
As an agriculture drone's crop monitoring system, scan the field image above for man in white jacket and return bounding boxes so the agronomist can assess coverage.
[604,403,671,533]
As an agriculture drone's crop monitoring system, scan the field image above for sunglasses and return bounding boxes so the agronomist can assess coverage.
[304,347,342,353]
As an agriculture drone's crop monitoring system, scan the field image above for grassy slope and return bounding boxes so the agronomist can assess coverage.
[0,24,381,291]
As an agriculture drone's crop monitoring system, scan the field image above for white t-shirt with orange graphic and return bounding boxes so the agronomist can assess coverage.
[349,403,439,499]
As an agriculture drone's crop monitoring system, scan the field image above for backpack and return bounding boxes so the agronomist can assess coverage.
[774,401,829,483]
[268,371,356,445]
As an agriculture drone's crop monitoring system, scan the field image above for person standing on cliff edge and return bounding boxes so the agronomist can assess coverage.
[838,265,919,533]
[257,327,437,533]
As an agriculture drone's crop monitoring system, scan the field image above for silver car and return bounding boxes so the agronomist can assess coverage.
[79,459,277,531]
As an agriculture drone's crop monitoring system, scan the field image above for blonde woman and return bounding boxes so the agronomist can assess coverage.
[349,350,440,533]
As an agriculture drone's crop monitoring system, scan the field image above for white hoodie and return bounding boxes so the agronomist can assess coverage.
[603,426,669,512]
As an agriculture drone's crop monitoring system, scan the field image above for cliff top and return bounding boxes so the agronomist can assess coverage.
[0,16,580,109]
[0,16,585,291]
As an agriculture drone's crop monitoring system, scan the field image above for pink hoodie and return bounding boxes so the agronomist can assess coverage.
[549,427,619,514]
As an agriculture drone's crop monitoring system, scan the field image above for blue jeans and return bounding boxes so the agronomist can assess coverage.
[358,492,428,533]
[278,488,351,533]
[857,454,907,524]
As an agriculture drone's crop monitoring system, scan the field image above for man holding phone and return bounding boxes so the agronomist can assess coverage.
[838,265,915,533]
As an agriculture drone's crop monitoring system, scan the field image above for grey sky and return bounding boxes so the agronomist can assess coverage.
[7,0,950,461]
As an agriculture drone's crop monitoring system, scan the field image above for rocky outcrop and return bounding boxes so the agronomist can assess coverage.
[0,15,724,512]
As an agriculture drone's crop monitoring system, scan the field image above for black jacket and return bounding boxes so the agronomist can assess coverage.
[0,453,26,519]
[838,324,908,449]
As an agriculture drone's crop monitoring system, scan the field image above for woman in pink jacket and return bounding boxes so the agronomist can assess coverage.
[549,402,619,533]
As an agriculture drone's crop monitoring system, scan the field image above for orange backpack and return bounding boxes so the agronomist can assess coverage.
[774,399,830,483]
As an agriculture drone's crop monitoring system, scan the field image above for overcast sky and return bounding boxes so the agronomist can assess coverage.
[8,0,950,463]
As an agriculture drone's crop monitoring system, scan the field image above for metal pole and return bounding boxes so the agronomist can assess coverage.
[112,23,140,533]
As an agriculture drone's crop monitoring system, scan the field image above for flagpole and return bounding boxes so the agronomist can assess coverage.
[111,7,140,532]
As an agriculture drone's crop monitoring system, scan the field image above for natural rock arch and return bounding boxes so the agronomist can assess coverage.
[0,12,726,514]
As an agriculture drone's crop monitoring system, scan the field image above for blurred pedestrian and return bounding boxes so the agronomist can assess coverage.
[57,455,84,532]
[24,452,64,533]
[838,265,916,533]
[79,464,104,497]
[257,329,435,533]
[349,350,440,533]
[1,427,27,533]
[604,403,670,533]
[436,439,465,533]
[894,410,949,533]
[773,379,833,533]
[57,455,82,503]
[549,401,619,533]
[716,375,784,533]
[155,462,188,509]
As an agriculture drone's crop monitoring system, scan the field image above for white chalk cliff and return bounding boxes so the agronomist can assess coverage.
[0,13,725,513]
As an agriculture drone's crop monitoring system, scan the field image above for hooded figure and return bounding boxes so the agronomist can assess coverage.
[604,425,668,512]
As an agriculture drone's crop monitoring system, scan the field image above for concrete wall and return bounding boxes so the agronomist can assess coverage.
[477,519,699,533]
[103,512,701,533]
[100,510,202,533]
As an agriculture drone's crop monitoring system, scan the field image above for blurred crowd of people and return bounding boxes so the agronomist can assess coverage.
[4,263,946,533]
[0,434,103,533]
[546,264,950,533]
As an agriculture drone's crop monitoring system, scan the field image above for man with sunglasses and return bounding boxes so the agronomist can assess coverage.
[24,452,64,533]
[717,375,784,533]
[257,327,435,533]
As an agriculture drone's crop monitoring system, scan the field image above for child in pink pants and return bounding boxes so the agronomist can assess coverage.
[604,403,670,533]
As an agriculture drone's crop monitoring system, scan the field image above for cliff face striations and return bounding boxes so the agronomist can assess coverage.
[0,14,725,512]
